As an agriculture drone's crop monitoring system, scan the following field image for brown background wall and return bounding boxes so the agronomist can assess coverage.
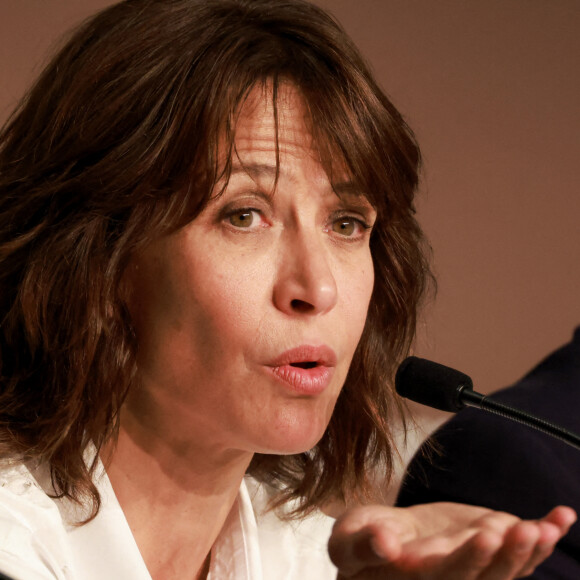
[2,1,579,400]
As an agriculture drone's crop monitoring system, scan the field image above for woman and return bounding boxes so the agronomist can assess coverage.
[0,1,574,578]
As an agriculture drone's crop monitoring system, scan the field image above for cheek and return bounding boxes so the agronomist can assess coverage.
[361,260,375,308]
[123,255,175,336]
[192,254,276,345]
[342,257,375,330]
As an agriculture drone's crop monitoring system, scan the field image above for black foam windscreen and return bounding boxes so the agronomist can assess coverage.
[395,356,474,412]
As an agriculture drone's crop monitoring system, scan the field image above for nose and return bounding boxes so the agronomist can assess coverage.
[272,228,338,316]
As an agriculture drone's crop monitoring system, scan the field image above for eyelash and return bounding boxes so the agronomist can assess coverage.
[221,207,266,231]
[327,214,373,240]
[220,206,373,240]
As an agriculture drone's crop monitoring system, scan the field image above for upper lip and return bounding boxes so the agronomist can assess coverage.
[268,345,337,368]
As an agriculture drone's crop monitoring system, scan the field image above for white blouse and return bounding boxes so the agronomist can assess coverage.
[0,460,337,579]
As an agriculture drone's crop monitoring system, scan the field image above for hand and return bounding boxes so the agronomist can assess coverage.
[328,502,577,579]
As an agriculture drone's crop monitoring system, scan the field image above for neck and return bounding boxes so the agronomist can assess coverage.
[105,400,253,580]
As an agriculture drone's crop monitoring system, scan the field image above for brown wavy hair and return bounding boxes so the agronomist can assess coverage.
[0,0,431,520]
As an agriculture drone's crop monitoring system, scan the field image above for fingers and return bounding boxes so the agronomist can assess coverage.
[541,505,577,531]
[330,527,389,578]
[328,504,577,580]
[432,527,503,580]
[328,506,409,576]
[476,521,541,580]
[516,523,558,578]
[517,507,577,577]
[439,507,577,580]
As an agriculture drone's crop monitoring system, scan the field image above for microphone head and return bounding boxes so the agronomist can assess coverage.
[395,356,473,412]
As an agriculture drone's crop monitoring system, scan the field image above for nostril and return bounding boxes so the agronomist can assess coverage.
[290,299,315,313]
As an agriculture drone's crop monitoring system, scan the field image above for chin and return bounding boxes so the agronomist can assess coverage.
[252,413,330,456]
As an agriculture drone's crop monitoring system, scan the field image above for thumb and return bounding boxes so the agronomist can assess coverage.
[328,506,407,576]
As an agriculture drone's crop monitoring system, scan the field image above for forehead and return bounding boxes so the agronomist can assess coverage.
[226,82,358,194]
[233,82,315,158]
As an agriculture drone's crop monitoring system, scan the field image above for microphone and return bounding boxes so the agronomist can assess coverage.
[395,356,580,451]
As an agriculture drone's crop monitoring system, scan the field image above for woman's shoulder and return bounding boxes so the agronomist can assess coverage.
[0,459,150,580]
[244,476,337,578]
[0,460,73,579]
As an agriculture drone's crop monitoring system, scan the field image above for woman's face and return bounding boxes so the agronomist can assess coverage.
[125,84,376,458]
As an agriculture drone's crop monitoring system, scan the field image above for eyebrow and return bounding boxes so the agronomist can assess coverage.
[228,161,371,204]
[229,162,278,181]
[332,180,366,198]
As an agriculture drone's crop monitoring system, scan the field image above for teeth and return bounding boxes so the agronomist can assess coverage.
[290,361,318,369]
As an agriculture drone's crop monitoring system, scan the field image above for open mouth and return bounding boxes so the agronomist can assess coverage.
[267,348,335,395]
[290,361,318,369]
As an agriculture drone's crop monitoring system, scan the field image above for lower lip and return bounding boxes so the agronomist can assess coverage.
[266,365,334,396]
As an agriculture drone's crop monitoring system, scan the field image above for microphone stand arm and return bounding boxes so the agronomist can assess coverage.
[459,387,580,451]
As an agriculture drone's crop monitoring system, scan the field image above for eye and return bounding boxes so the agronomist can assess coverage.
[222,207,267,231]
[332,218,356,236]
[330,216,370,238]
[228,209,256,228]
